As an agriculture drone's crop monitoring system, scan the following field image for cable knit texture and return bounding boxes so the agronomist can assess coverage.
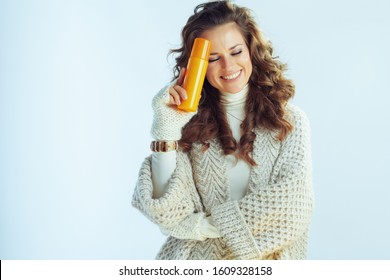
[151,84,196,140]
[132,102,314,260]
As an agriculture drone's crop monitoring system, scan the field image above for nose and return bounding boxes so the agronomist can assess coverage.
[221,55,234,70]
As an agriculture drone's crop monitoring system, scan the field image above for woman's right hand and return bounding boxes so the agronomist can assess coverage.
[151,68,197,141]
[168,68,188,106]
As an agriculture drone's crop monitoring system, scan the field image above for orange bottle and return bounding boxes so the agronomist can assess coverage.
[178,38,211,112]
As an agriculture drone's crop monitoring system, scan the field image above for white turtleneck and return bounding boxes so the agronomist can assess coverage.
[220,84,251,200]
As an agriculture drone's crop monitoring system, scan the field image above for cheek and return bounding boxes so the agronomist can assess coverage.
[242,56,253,75]
[206,66,218,83]
[247,61,253,76]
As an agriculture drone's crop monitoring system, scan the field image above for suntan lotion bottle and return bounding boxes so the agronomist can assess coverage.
[178,38,211,112]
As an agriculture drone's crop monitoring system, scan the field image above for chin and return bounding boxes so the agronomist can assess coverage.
[222,84,245,93]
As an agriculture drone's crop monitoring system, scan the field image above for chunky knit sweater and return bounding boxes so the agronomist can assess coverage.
[132,102,314,260]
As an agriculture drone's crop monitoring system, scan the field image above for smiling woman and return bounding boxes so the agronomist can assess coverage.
[202,22,253,94]
[131,0,314,260]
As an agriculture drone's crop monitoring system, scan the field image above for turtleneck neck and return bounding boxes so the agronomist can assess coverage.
[220,84,249,109]
[219,84,249,141]
[218,84,251,201]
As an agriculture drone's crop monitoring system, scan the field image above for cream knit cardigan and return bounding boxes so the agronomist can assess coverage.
[132,104,314,260]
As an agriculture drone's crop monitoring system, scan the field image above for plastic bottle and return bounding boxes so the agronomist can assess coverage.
[178,38,211,112]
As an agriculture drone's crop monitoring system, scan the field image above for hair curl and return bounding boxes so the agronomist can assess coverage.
[171,0,295,166]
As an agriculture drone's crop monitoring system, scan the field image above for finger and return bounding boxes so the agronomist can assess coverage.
[176,67,186,86]
[173,84,188,101]
[168,87,182,105]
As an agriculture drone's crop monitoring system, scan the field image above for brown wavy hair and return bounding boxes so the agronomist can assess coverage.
[171,0,295,166]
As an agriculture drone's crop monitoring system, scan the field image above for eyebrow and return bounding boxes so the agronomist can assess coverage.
[210,44,243,55]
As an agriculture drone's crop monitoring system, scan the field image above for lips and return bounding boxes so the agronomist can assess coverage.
[221,70,242,80]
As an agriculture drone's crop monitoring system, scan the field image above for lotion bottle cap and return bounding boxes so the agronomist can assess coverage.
[190,38,211,60]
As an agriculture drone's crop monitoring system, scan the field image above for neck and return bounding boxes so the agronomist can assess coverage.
[220,84,249,108]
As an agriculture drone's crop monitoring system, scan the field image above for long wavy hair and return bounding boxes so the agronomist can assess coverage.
[171,0,295,166]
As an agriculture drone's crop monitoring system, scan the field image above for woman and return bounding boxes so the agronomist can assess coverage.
[132,0,314,260]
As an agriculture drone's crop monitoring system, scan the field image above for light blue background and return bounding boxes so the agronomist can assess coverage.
[1,0,389,259]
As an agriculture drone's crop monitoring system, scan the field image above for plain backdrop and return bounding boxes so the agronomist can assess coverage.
[1,0,389,259]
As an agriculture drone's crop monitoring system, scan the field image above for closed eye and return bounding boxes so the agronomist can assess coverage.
[209,49,242,62]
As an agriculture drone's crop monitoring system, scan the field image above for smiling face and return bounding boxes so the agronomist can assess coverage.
[200,22,252,94]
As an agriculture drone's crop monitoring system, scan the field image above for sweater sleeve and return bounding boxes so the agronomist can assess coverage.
[132,151,216,240]
[160,212,222,241]
[148,151,222,239]
[210,107,314,259]
[132,151,197,228]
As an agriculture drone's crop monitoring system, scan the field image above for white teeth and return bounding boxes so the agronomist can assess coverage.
[222,70,241,80]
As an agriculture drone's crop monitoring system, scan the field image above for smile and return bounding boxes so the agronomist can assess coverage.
[221,70,242,80]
